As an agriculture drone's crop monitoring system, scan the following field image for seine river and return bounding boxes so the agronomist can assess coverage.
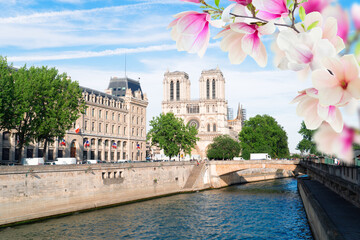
[1,178,313,239]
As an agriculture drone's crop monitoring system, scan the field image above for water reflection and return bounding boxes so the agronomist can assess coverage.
[0,178,313,239]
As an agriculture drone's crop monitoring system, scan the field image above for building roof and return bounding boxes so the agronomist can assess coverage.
[107,77,143,97]
[80,86,124,102]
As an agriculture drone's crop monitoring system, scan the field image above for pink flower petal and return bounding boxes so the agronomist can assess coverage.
[241,32,260,55]
[312,68,338,89]
[177,13,207,35]
[258,21,276,35]
[347,79,360,100]
[318,85,343,106]
[297,96,323,130]
[250,40,267,67]
[317,105,343,132]
[321,57,343,80]
[352,3,360,30]
[230,22,256,34]
[191,23,210,57]
[341,55,360,84]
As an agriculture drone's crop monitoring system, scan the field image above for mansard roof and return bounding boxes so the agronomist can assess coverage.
[80,86,124,102]
[107,76,143,97]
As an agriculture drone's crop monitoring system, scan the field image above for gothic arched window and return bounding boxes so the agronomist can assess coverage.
[207,124,210,132]
[213,124,216,132]
[212,79,216,99]
[170,81,174,101]
[176,80,180,100]
[206,79,210,99]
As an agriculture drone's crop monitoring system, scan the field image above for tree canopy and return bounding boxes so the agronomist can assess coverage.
[296,121,318,155]
[0,57,85,161]
[239,114,289,160]
[207,135,240,160]
[147,112,198,160]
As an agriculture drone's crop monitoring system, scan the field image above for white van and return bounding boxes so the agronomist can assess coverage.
[87,160,100,164]
[54,158,77,165]
[21,158,44,165]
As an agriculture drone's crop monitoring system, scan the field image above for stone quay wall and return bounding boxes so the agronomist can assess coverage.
[300,161,360,208]
[0,160,299,226]
[0,162,210,226]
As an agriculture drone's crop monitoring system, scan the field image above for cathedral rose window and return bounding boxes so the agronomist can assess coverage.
[188,119,199,130]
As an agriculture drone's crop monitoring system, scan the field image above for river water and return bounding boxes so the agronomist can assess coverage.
[0,178,313,239]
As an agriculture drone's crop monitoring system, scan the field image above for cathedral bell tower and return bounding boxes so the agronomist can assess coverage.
[163,70,191,102]
[199,67,225,100]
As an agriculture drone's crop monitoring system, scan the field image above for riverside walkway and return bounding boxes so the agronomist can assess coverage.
[300,178,360,240]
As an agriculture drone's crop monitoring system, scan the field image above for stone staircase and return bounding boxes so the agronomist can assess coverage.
[183,163,205,189]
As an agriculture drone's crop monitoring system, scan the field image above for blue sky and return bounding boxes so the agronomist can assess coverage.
[0,0,358,153]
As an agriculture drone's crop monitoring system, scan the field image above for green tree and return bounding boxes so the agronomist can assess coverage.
[0,57,16,132]
[239,114,289,160]
[296,121,318,155]
[207,135,240,160]
[33,67,85,160]
[147,112,198,160]
[0,57,85,162]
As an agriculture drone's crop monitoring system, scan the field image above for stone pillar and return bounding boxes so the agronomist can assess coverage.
[120,141,123,160]
[9,134,15,161]
[95,138,99,160]
[45,142,49,161]
[108,141,111,162]
[101,141,105,161]
[87,147,91,160]
[0,132,3,161]
[55,139,59,159]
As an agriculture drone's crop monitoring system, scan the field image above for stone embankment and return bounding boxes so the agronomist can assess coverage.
[299,161,360,240]
[0,160,298,227]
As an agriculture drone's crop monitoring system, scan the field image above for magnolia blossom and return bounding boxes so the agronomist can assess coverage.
[312,55,360,106]
[222,3,250,23]
[300,0,329,14]
[314,124,360,164]
[351,3,360,30]
[292,88,343,132]
[215,21,275,67]
[253,0,288,20]
[230,0,252,5]
[295,12,344,53]
[276,27,336,80]
[323,5,349,43]
[168,11,210,57]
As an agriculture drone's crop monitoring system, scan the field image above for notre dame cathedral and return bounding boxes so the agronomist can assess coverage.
[162,67,245,160]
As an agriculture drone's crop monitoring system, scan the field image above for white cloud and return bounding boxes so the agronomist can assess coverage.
[0,1,177,24]
[8,44,177,61]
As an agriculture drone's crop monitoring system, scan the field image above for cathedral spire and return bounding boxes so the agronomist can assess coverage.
[236,103,241,120]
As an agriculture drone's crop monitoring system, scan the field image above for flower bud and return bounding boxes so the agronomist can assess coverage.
[230,0,252,6]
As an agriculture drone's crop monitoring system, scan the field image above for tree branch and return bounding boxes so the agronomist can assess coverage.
[229,13,300,33]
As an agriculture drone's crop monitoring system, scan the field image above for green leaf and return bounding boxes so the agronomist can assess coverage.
[299,6,306,21]
[307,20,319,31]
[301,23,306,31]
[215,0,220,8]
[355,42,360,56]
[289,3,294,11]
[286,0,292,7]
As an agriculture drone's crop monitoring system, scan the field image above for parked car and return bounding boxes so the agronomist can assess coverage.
[117,160,129,163]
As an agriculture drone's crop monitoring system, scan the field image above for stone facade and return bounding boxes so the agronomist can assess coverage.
[0,77,148,163]
[161,68,244,159]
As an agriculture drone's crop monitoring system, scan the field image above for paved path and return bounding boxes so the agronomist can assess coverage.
[303,179,360,239]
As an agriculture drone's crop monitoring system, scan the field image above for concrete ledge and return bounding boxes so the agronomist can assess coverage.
[298,178,344,240]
